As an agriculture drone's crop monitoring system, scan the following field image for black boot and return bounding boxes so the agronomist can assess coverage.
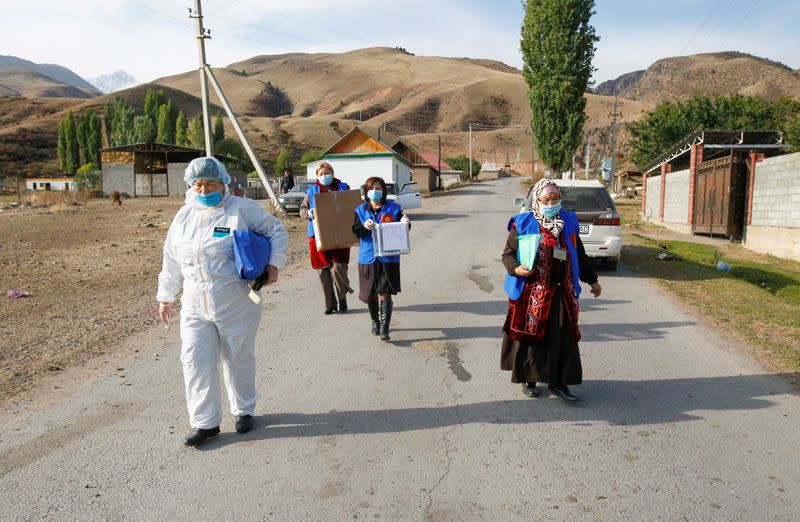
[379,300,393,341]
[183,426,220,446]
[338,297,348,313]
[368,298,380,335]
[234,415,254,434]
[549,385,579,402]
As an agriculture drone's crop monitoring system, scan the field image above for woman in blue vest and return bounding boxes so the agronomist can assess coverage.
[300,162,354,314]
[500,178,601,402]
[353,176,409,341]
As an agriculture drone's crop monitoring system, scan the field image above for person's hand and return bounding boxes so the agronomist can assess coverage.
[514,265,531,277]
[363,219,376,230]
[158,302,171,326]
[400,215,410,224]
[307,208,314,219]
[265,265,279,285]
[590,282,602,297]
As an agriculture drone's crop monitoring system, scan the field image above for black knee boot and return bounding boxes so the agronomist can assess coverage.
[379,300,393,341]
[368,297,379,335]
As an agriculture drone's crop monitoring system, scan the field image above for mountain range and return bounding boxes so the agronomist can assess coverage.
[0,55,101,98]
[88,70,139,94]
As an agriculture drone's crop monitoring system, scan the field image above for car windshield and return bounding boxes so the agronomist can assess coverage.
[400,182,419,195]
[384,184,397,196]
[557,187,614,212]
[289,182,313,193]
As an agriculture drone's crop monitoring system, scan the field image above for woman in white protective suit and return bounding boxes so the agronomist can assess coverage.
[157,157,288,447]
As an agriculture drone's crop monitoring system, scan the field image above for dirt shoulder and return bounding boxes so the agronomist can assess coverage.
[0,195,309,407]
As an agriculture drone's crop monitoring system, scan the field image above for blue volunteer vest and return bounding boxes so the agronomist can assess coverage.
[355,201,403,264]
[503,210,582,301]
[306,180,351,237]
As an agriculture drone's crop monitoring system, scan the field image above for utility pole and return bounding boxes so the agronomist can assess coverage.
[189,0,213,156]
[584,140,591,179]
[468,123,473,180]
[609,97,622,190]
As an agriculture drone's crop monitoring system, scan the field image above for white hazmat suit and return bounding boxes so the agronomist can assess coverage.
[157,188,288,429]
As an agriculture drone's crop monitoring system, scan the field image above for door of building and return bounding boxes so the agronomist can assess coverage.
[692,152,746,240]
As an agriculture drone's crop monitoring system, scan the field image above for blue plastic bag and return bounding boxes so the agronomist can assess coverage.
[233,230,272,280]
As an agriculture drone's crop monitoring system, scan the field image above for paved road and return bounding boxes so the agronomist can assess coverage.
[2,179,799,520]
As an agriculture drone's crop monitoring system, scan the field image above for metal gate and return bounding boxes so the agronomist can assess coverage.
[692,152,746,239]
[135,173,169,196]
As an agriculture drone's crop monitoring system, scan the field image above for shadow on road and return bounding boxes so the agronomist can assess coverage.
[580,321,696,342]
[395,300,506,316]
[406,213,470,221]
[199,373,799,449]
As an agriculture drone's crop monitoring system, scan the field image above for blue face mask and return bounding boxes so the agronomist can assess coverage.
[540,202,561,217]
[195,191,223,207]
[367,189,383,203]
[319,174,333,186]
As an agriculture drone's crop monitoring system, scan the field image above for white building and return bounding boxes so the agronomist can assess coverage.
[25,178,77,191]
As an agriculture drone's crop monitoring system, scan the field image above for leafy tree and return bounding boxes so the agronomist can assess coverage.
[445,155,480,177]
[61,112,80,175]
[102,100,114,145]
[156,103,176,143]
[300,149,324,164]
[175,111,189,147]
[110,97,135,146]
[143,89,157,122]
[75,162,101,190]
[273,147,291,176]
[628,94,800,168]
[87,111,101,165]
[214,137,247,160]
[188,114,205,149]
[77,109,90,164]
[521,0,598,172]
[132,114,155,143]
[57,119,68,173]
[213,112,225,143]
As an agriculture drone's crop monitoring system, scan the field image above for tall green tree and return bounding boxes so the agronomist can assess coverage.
[521,0,598,173]
[87,111,102,165]
[77,109,90,164]
[156,103,176,143]
[213,112,225,143]
[110,97,135,146]
[214,137,246,160]
[188,115,205,149]
[102,100,114,145]
[175,110,189,147]
[300,148,324,165]
[132,114,155,143]
[57,119,68,173]
[59,112,80,175]
[274,147,291,176]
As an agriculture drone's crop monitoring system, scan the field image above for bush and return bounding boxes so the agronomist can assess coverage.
[75,163,101,190]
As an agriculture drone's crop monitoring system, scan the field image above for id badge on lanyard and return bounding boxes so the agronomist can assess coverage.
[553,247,567,261]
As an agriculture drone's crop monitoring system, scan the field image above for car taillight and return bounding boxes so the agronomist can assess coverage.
[594,212,620,226]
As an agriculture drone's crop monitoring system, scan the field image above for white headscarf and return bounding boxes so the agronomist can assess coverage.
[531,178,564,238]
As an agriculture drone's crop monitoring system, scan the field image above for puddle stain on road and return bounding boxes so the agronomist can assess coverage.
[468,266,494,294]
[411,340,472,382]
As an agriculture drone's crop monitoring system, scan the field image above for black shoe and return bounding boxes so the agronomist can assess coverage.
[338,298,348,313]
[521,382,539,398]
[379,300,393,341]
[183,426,220,446]
[235,415,254,434]
[324,306,336,315]
[368,298,380,335]
[549,385,579,402]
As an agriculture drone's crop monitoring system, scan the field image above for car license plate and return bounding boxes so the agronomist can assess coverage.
[579,224,589,234]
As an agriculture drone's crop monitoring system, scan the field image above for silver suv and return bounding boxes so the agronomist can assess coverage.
[516,179,622,270]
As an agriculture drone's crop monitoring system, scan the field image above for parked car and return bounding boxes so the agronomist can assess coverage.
[278,180,314,213]
[385,181,422,210]
[515,179,622,270]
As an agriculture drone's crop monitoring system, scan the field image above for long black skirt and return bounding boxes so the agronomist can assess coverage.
[358,261,401,303]
[500,290,582,385]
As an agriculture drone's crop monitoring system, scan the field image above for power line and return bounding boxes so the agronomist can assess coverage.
[680,0,723,55]
[721,0,764,49]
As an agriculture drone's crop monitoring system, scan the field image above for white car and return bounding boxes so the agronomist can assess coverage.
[515,179,622,270]
[385,181,422,210]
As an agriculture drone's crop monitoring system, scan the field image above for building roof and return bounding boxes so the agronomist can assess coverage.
[25,177,75,182]
[417,151,453,171]
[643,130,788,174]
[100,142,248,166]
[322,127,412,167]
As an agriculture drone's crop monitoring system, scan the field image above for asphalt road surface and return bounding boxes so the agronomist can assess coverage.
[2,179,798,520]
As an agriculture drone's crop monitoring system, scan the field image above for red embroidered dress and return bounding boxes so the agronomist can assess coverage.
[503,227,581,344]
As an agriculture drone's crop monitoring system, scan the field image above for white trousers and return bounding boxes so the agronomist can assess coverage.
[179,310,261,429]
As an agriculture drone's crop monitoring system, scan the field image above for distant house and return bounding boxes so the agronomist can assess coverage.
[100,142,248,197]
[25,177,77,192]
[306,127,412,191]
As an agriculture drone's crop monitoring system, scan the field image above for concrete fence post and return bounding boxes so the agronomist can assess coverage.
[687,144,703,225]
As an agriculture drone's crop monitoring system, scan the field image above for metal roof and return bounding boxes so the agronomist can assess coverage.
[642,130,788,174]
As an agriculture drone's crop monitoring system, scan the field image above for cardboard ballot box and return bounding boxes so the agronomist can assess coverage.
[312,190,362,251]
[372,221,411,256]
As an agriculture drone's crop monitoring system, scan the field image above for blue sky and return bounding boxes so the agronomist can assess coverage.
[1,0,798,84]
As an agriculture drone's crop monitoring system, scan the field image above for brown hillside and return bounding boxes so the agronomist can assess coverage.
[0,68,95,99]
[597,52,800,103]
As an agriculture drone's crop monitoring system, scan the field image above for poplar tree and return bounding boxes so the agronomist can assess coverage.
[175,110,189,147]
[87,111,102,165]
[213,112,225,144]
[188,115,205,149]
[132,115,155,143]
[62,112,80,174]
[57,119,68,173]
[77,110,90,164]
[156,104,176,143]
[521,0,598,173]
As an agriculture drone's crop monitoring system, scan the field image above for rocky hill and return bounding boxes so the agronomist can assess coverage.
[0,55,101,98]
[594,52,800,102]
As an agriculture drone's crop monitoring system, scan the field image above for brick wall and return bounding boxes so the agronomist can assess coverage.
[750,152,800,228]
[662,168,691,224]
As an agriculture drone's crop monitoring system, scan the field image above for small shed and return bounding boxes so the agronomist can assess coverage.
[100,142,248,197]
[391,140,445,193]
[25,177,78,192]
